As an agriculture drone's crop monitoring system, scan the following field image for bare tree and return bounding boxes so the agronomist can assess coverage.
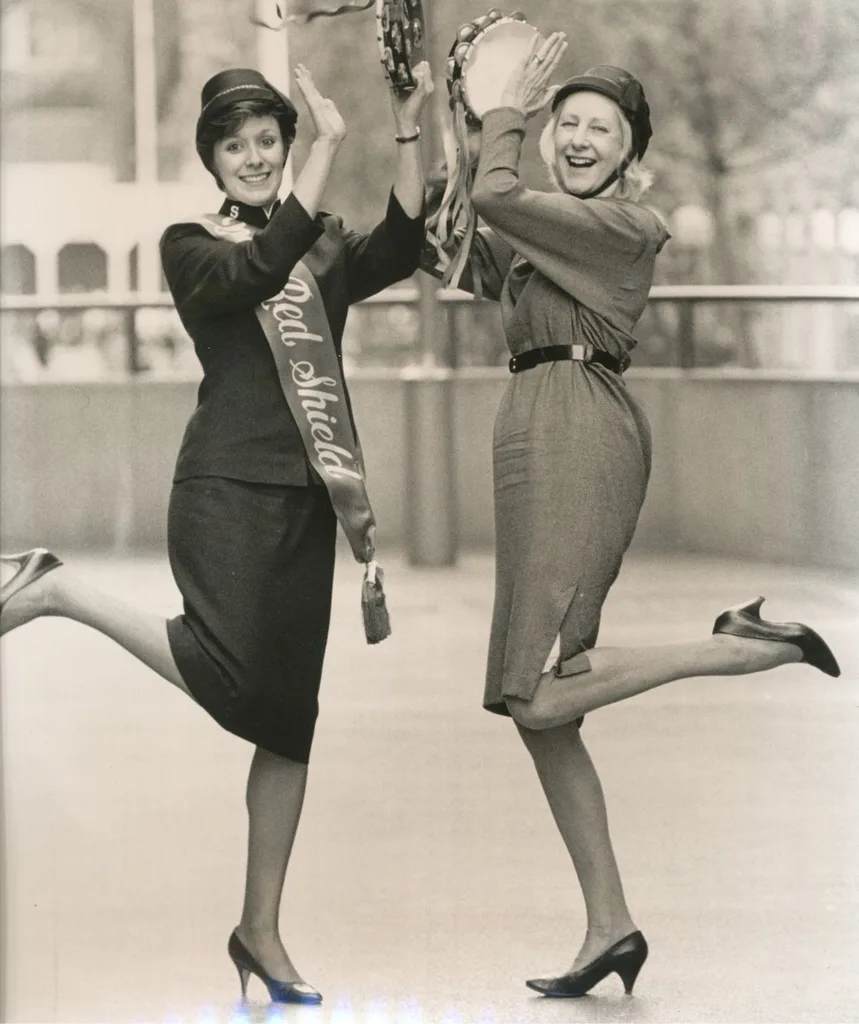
[616,0,859,278]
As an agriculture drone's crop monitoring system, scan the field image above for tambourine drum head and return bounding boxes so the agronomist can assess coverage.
[462,20,541,119]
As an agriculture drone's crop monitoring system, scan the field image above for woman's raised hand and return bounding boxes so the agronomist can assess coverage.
[500,31,568,118]
[294,64,347,145]
[390,61,435,135]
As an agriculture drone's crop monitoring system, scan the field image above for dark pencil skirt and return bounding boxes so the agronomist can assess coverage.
[166,476,337,763]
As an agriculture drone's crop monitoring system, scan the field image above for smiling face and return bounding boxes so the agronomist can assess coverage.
[212,115,286,207]
[552,91,628,197]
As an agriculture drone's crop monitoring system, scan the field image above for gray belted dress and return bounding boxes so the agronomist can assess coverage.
[461,107,670,714]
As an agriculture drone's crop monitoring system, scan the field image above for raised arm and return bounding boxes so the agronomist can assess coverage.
[342,62,434,304]
[472,107,653,262]
[160,198,323,321]
[289,63,347,219]
[471,108,664,323]
[390,62,434,219]
[469,34,666,323]
[162,65,348,321]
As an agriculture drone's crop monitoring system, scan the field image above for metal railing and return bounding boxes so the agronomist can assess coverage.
[2,284,858,376]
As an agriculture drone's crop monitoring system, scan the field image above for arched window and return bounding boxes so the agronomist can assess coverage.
[57,242,107,293]
[0,244,36,294]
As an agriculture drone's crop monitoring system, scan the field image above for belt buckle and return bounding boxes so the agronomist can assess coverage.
[509,355,519,373]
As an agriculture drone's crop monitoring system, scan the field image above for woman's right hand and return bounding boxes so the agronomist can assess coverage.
[294,64,347,146]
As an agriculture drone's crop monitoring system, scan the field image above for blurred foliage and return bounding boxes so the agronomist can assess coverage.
[160,0,859,225]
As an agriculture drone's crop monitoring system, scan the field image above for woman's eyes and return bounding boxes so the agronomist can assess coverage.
[223,137,277,153]
[561,121,610,134]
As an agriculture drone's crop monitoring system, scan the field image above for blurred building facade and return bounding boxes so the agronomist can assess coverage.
[1,0,857,375]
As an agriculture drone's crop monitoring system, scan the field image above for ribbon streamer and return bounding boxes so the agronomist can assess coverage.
[252,0,374,29]
[425,98,482,296]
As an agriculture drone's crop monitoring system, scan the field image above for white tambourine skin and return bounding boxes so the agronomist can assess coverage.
[460,19,541,120]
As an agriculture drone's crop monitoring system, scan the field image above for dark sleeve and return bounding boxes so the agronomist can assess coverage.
[419,180,515,302]
[340,190,427,305]
[160,193,324,320]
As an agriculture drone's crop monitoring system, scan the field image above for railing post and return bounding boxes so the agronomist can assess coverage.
[401,9,459,566]
[677,300,697,368]
[402,365,457,567]
[124,306,141,374]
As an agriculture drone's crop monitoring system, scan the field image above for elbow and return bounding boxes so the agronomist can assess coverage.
[470,181,494,216]
[471,175,514,217]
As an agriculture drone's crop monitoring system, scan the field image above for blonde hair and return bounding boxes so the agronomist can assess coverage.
[538,100,654,201]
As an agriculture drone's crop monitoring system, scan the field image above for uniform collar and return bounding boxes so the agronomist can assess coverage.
[219,196,281,229]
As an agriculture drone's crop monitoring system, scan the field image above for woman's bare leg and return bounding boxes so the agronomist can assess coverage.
[235,746,311,984]
[508,634,802,731]
[1,565,190,695]
[518,722,636,971]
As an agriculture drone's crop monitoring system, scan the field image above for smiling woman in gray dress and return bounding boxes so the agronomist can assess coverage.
[426,32,841,998]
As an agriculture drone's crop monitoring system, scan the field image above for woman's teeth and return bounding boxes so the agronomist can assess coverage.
[566,156,595,168]
[242,173,269,183]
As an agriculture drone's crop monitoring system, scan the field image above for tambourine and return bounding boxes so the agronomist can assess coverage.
[376,0,426,94]
[427,10,543,292]
[446,10,541,124]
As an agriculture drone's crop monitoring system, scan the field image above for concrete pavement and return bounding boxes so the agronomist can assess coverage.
[1,551,857,1023]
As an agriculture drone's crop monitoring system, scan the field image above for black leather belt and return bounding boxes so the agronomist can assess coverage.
[508,344,626,375]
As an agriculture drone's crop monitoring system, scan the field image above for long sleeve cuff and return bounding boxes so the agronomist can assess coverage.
[385,187,427,242]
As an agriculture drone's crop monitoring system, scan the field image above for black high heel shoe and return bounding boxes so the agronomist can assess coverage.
[228,930,322,1005]
[713,597,840,678]
[0,549,63,612]
[526,931,648,998]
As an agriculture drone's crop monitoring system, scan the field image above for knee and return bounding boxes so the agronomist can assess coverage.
[505,693,559,732]
[512,712,583,769]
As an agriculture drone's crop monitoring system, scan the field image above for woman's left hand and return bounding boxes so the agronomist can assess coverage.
[500,31,568,118]
[390,61,435,136]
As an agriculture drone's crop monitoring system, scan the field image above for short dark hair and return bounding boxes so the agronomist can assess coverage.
[196,97,296,189]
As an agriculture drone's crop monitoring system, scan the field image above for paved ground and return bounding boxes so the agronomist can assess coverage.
[1,550,858,1024]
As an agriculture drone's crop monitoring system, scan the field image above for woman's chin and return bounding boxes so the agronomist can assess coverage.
[227,178,280,207]
[558,174,590,197]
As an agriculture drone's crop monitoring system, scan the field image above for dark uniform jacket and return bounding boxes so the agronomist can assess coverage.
[160,191,425,486]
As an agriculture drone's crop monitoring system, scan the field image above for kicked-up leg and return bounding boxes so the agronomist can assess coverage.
[1,552,190,695]
[508,631,803,732]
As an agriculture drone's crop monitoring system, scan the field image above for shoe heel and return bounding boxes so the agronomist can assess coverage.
[617,957,644,995]
[234,961,250,998]
[742,596,765,619]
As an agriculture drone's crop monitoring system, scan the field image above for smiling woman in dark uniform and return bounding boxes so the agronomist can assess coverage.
[1,60,433,1004]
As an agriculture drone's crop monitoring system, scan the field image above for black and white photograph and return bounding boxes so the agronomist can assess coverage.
[1,1,858,1022]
